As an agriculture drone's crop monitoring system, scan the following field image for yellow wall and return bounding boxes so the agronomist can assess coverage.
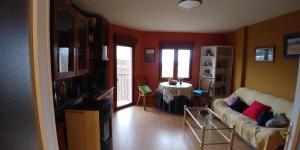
[232,27,247,91]
[233,10,300,101]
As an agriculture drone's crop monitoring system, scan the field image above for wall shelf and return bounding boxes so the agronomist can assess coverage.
[200,46,233,97]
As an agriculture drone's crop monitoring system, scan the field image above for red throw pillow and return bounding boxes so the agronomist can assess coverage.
[242,101,271,121]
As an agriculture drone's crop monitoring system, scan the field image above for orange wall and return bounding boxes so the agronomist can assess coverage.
[141,32,228,90]
[107,24,230,102]
[232,10,300,100]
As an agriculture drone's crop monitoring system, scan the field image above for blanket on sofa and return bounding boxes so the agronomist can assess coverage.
[212,88,292,150]
[213,99,286,149]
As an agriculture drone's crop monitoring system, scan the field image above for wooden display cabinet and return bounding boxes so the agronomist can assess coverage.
[88,16,109,90]
[76,12,90,75]
[56,121,67,150]
[65,88,114,150]
[51,1,111,149]
[51,0,76,80]
[51,0,89,80]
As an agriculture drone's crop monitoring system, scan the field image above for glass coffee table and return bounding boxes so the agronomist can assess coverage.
[183,106,235,150]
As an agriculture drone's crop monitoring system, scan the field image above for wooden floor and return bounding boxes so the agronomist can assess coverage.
[112,106,254,150]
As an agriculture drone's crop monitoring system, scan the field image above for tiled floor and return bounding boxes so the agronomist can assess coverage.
[112,106,254,150]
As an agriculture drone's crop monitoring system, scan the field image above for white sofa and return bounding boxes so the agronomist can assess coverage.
[212,87,292,150]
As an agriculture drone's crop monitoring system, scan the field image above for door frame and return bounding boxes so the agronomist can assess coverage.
[113,43,135,111]
[31,0,59,149]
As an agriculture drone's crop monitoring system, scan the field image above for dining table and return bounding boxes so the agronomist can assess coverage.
[157,82,193,113]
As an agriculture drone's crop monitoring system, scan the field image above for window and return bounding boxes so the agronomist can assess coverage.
[177,49,191,78]
[160,46,192,79]
[161,49,175,78]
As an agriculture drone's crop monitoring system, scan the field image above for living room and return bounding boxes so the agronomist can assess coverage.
[1,0,300,150]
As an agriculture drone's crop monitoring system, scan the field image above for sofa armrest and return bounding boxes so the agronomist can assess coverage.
[256,127,287,150]
[212,99,226,109]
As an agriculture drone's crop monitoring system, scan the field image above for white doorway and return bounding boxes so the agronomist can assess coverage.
[116,45,133,108]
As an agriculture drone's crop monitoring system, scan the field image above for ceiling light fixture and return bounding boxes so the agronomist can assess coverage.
[177,0,202,10]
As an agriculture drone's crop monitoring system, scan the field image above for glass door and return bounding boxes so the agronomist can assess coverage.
[76,12,89,75]
[116,45,133,108]
[55,6,76,79]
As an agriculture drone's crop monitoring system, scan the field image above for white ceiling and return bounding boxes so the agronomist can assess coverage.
[72,0,300,33]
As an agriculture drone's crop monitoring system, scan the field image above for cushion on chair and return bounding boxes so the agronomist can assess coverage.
[138,85,152,94]
[243,101,271,121]
[193,89,208,95]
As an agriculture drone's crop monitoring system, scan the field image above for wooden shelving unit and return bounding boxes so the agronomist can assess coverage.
[87,16,109,91]
[200,46,233,98]
[50,1,111,149]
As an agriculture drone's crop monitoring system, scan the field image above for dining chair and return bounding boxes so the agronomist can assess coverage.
[193,79,213,107]
[136,78,155,111]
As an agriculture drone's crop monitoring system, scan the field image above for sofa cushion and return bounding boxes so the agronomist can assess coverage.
[224,95,239,105]
[256,111,273,127]
[233,88,292,119]
[243,101,271,121]
[265,113,289,128]
[229,99,248,113]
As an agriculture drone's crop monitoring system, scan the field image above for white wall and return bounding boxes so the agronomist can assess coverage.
[287,58,300,150]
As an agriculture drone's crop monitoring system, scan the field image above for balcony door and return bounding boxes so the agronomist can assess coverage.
[116,45,133,108]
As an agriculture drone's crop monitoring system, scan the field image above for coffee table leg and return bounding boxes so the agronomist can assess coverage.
[229,125,235,150]
[200,128,205,150]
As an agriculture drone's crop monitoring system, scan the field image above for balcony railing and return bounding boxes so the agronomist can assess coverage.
[117,73,132,107]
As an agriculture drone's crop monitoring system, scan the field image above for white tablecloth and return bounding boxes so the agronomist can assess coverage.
[157,82,193,103]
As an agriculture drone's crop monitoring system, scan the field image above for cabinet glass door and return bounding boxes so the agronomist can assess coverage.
[57,8,75,76]
[77,15,89,74]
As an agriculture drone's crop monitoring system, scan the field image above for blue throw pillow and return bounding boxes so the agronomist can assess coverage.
[229,99,248,113]
[256,111,273,127]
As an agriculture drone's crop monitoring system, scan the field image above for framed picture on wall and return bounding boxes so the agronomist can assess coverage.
[284,33,300,57]
[255,46,275,62]
[145,48,155,63]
